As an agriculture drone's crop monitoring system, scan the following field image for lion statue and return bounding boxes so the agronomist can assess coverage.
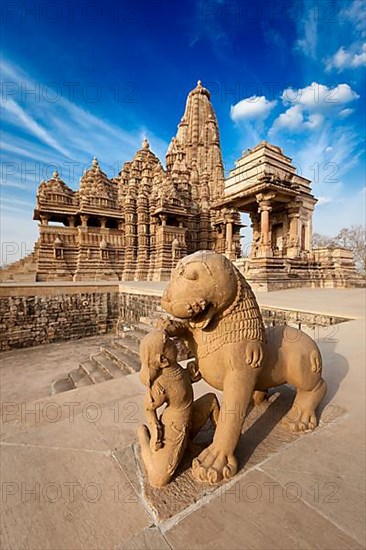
[160,250,327,485]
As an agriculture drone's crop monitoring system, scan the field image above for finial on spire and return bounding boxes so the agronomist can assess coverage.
[52,170,59,179]
[197,80,202,87]
[142,137,149,150]
[92,156,98,166]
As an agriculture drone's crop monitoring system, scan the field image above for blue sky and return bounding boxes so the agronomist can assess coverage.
[1,0,365,263]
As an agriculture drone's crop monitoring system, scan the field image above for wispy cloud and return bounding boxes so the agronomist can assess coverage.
[340,0,366,37]
[0,58,169,182]
[326,43,366,72]
[0,56,169,262]
[2,98,72,157]
[295,1,318,58]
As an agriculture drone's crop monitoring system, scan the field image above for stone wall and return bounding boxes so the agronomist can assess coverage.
[0,283,165,352]
[0,284,119,351]
[118,292,162,326]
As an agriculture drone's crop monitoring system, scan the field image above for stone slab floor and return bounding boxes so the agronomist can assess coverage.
[0,288,365,550]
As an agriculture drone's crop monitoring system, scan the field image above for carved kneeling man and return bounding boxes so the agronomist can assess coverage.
[138,330,219,488]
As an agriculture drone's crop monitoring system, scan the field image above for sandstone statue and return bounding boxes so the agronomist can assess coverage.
[138,329,220,487]
[160,251,327,485]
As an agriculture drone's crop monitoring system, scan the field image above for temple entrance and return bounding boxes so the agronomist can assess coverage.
[272,223,284,255]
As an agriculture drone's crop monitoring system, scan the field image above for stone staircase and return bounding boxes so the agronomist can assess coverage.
[51,322,152,394]
[0,251,38,282]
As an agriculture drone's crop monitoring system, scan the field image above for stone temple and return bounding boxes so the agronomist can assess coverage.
[0,81,359,289]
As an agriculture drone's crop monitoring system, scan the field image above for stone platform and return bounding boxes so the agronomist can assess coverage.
[0,289,365,549]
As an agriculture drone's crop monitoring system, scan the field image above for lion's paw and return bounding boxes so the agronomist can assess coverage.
[282,408,318,433]
[191,444,238,484]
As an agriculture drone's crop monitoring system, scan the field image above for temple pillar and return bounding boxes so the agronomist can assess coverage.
[256,193,275,257]
[122,195,137,280]
[80,215,88,227]
[249,212,260,258]
[307,217,312,251]
[135,192,150,280]
[100,217,107,229]
[225,221,236,260]
[40,215,49,226]
[67,216,75,228]
[287,203,301,258]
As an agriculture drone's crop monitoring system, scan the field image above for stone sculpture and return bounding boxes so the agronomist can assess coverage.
[138,329,220,487]
[160,250,327,484]
[161,250,265,484]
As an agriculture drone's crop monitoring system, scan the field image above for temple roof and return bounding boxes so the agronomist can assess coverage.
[189,80,211,98]
[37,171,75,199]
[79,158,117,201]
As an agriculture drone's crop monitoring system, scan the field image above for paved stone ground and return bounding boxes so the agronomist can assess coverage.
[0,288,365,549]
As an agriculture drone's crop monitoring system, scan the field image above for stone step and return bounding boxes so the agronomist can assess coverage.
[114,337,140,359]
[79,359,110,384]
[122,323,153,344]
[50,377,75,395]
[91,351,128,378]
[102,345,140,374]
[136,322,153,335]
[68,367,93,388]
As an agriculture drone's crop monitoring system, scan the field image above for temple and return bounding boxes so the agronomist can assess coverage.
[216,141,359,289]
[0,81,360,289]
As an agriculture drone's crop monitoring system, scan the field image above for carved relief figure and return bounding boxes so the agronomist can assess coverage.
[171,237,180,261]
[138,329,220,487]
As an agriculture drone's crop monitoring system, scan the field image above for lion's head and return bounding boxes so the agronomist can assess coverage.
[161,251,238,330]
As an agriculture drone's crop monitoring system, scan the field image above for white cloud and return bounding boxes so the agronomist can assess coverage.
[317,196,332,206]
[281,83,359,110]
[270,82,359,136]
[230,96,277,122]
[326,43,366,71]
[269,105,323,135]
[339,108,354,118]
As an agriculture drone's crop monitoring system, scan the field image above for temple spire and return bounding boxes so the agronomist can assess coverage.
[170,80,223,198]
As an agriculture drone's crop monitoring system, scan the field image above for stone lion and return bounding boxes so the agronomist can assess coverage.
[161,250,327,484]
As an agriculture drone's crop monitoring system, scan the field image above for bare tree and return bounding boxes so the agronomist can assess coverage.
[312,232,334,248]
[335,225,366,275]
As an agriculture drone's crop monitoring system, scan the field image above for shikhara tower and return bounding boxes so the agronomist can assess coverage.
[1,81,358,288]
